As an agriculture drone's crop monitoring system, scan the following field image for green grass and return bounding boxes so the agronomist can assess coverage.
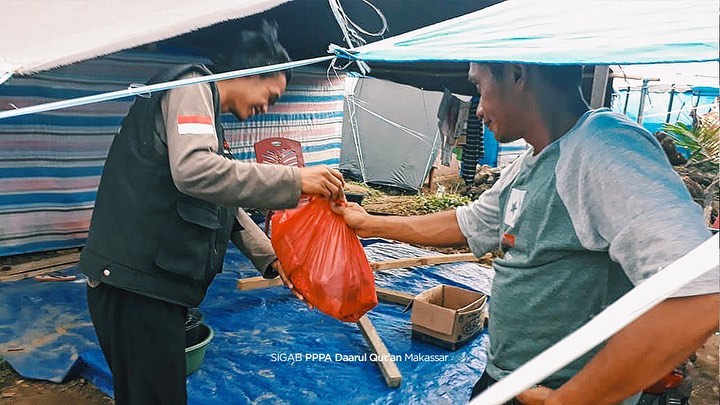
[0,356,14,389]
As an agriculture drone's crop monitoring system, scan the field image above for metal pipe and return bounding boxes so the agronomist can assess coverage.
[637,78,650,124]
[665,85,676,123]
[623,86,631,114]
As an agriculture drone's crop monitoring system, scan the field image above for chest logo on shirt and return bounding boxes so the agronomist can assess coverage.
[177,115,214,135]
[503,188,526,227]
[500,233,516,253]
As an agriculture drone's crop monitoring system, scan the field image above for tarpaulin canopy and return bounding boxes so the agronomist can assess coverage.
[341,0,720,66]
[0,0,501,81]
[0,0,288,76]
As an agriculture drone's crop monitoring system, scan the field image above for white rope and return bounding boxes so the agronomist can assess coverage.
[0,55,334,120]
[345,90,368,183]
[327,0,387,48]
[419,91,441,185]
[348,98,431,143]
[421,128,442,186]
[472,234,719,404]
[0,72,12,86]
[327,0,388,75]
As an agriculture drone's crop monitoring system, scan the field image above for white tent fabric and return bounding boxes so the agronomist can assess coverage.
[0,0,289,76]
[611,62,720,88]
[342,0,719,65]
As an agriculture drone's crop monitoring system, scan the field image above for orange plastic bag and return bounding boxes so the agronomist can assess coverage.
[270,197,377,322]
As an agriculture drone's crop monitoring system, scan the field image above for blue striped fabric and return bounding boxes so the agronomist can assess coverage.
[0,52,344,257]
[224,68,345,169]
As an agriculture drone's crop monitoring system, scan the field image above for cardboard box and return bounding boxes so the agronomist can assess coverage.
[410,285,487,350]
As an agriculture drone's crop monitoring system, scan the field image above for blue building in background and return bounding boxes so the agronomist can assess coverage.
[611,85,718,134]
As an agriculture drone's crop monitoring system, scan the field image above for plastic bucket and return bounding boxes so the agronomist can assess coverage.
[185,308,204,347]
[185,323,213,376]
[345,192,366,205]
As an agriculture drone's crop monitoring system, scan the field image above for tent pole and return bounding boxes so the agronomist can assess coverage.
[637,78,650,124]
[589,66,609,108]
[622,86,631,115]
[347,93,367,183]
[665,85,676,124]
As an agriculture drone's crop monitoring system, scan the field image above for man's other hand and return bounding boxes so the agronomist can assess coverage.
[330,201,373,238]
[516,386,560,405]
[272,260,313,309]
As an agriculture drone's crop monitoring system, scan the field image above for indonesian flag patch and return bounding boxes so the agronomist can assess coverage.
[177,115,214,135]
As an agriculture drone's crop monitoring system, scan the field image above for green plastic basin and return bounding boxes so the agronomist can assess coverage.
[185,323,213,376]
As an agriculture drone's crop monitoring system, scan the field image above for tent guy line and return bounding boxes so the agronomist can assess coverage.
[0,55,333,121]
[0,72,11,87]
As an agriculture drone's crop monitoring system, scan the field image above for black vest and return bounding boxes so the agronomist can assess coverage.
[80,65,235,307]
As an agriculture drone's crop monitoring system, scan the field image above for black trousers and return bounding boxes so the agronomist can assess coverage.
[470,371,522,405]
[87,283,187,405]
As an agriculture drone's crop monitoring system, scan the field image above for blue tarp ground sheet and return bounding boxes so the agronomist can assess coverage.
[0,240,494,404]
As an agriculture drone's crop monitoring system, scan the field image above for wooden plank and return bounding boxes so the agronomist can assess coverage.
[236,277,283,290]
[356,315,402,388]
[376,287,414,306]
[237,283,415,308]
[608,73,660,81]
[369,253,482,271]
[0,252,80,276]
[0,263,77,282]
[236,253,491,290]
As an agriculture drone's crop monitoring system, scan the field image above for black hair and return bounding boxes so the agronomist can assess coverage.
[485,63,583,89]
[210,20,292,82]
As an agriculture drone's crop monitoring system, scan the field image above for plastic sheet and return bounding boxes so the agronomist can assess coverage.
[0,240,493,404]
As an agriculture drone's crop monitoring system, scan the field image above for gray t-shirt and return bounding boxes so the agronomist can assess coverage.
[456,108,717,387]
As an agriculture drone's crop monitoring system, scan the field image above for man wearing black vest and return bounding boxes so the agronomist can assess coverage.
[79,23,344,404]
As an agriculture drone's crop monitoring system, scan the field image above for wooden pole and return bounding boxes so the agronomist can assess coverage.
[236,253,491,290]
[356,315,402,388]
[0,263,77,282]
[375,287,414,306]
[369,252,483,271]
[0,251,81,282]
[0,251,80,276]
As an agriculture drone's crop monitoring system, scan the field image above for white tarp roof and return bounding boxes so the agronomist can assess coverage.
[344,0,719,65]
[0,0,289,76]
[611,62,720,89]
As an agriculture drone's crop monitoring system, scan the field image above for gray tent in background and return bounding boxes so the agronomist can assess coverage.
[340,77,444,191]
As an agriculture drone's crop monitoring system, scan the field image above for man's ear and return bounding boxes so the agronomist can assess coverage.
[511,64,525,83]
[510,64,529,92]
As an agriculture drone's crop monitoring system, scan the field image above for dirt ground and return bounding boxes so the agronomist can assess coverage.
[0,360,111,404]
[688,332,720,404]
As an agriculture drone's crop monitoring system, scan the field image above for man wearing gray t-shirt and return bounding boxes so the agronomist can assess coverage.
[332,63,718,404]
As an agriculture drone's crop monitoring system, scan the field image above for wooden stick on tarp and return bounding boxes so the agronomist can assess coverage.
[0,251,80,282]
[375,287,414,306]
[356,315,402,388]
[236,253,490,291]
